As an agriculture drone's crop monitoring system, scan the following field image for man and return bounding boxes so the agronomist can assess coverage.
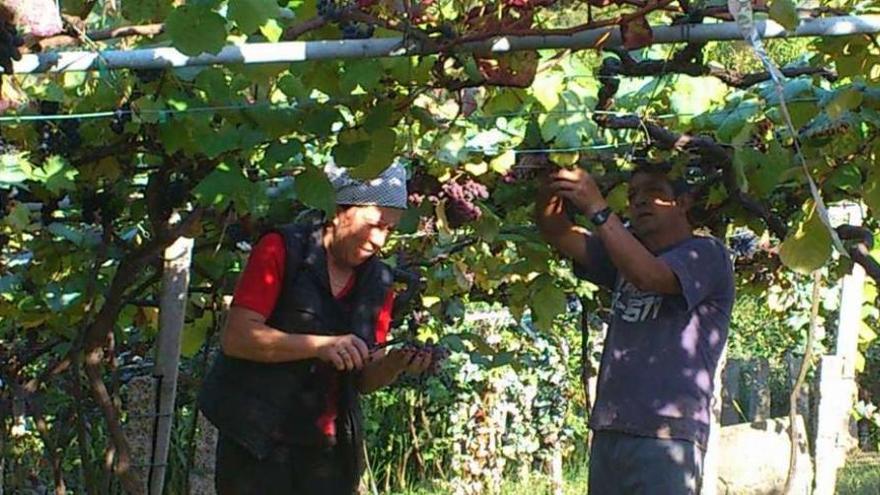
[199,161,432,495]
[536,161,734,494]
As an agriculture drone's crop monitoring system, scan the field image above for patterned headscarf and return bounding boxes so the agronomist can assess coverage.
[324,160,408,210]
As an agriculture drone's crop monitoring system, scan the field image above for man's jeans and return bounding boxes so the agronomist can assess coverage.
[588,430,705,495]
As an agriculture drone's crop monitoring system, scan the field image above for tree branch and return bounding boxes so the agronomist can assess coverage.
[29,10,323,52]
[282,16,329,41]
[30,24,164,52]
[837,225,880,284]
[79,207,203,493]
[592,43,800,244]
[446,0,676,48]
[608,45,836,88]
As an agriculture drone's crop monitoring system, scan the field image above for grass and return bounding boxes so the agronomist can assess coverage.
[386,453,880,495]
[383,463,589,495]
[837,453,880,495]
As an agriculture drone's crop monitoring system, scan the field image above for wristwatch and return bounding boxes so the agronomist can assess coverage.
[590,206,614,227]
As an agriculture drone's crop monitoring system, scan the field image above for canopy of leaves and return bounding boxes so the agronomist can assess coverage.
[1,0,879,491]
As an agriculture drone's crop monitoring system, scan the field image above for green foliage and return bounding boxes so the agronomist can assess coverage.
[3,0,880,492]
[769,0,800,32]
[362,304,586,493]
[165,5,227,56]
[779,201,833,274]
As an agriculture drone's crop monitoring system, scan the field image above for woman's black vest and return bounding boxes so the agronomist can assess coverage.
[198,223,394,459]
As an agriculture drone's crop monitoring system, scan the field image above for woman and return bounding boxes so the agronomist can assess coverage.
[199,161,431,494]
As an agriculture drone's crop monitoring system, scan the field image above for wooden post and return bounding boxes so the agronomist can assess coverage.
[748,358,771,422]
[0,422,4,495]
[721,358,743,425]
[701,347,727,495]
[148,233,194,495]
[813,203,866,494]
[188,414,219,495]
[813,356,848,495]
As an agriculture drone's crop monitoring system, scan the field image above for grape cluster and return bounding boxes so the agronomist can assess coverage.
[340,21,374,39]
[37,120,82,155]
[110,104,132,135]
[0,7,23,76]
[0,133,15,155]
[393,340,453,390]
[729,229,759,259]
[405,341,450,374]
[439,179,488,227]
[317,0,347,20]
[80,192,101,224]
[317,0,375,39]
[81,190,126,225]
[133,69,163,84]
[35,101,82,154]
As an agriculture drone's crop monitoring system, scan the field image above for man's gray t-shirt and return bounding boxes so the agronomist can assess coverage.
[575,235,734,448]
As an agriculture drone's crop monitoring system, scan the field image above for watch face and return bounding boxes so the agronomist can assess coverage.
[593,208,611,226]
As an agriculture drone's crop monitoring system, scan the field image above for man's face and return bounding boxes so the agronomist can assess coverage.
[627,172,687,238]
[331,205,403,267]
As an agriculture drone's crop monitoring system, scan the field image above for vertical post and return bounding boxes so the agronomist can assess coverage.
[813,203,865,495]
[748,358,771,422]
[0,421,4,495]
[721,358,743,425]
[124,375,154,491]
[148,233,195,495]
[701,347,727,495]
[188,414,219,495]
[813,356,847,495]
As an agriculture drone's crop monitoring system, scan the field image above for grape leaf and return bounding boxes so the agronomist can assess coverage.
[166,5,227,56]
[6,203,31,231]
[530,275,566,332]
[295,166,336,218]
[769,0,799,31]
[779,200,832,274]
[122,0,173,23]
[363,102,395,132]
[333,130,372,168]
[31,156,78,194]
[532,74,564,111]
[340,60,384,94]
[181,312,212,358]
[301,108,341,137]
[826,87,863,121]
[490,150,515,174]
[864,170,880,216]
[193,163,252,210]
[228,0,278,34]
[260,19,284,42]
[350,129,397,180]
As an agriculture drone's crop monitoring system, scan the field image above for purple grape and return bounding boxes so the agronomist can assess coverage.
[439,179,486,227]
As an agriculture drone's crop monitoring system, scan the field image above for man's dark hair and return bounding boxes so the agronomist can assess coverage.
[629,161,690,197]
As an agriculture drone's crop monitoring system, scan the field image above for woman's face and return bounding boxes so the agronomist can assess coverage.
[329,205,403,267]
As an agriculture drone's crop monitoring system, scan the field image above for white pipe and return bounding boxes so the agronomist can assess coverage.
[12,15,880,73]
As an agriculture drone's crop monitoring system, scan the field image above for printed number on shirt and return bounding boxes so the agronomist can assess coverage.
[612,279,663,323]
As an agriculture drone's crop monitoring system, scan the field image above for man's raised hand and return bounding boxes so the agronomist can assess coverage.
[546,167,607,216]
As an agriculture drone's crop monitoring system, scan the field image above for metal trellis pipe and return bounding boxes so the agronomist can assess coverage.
[10,15,880,74]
